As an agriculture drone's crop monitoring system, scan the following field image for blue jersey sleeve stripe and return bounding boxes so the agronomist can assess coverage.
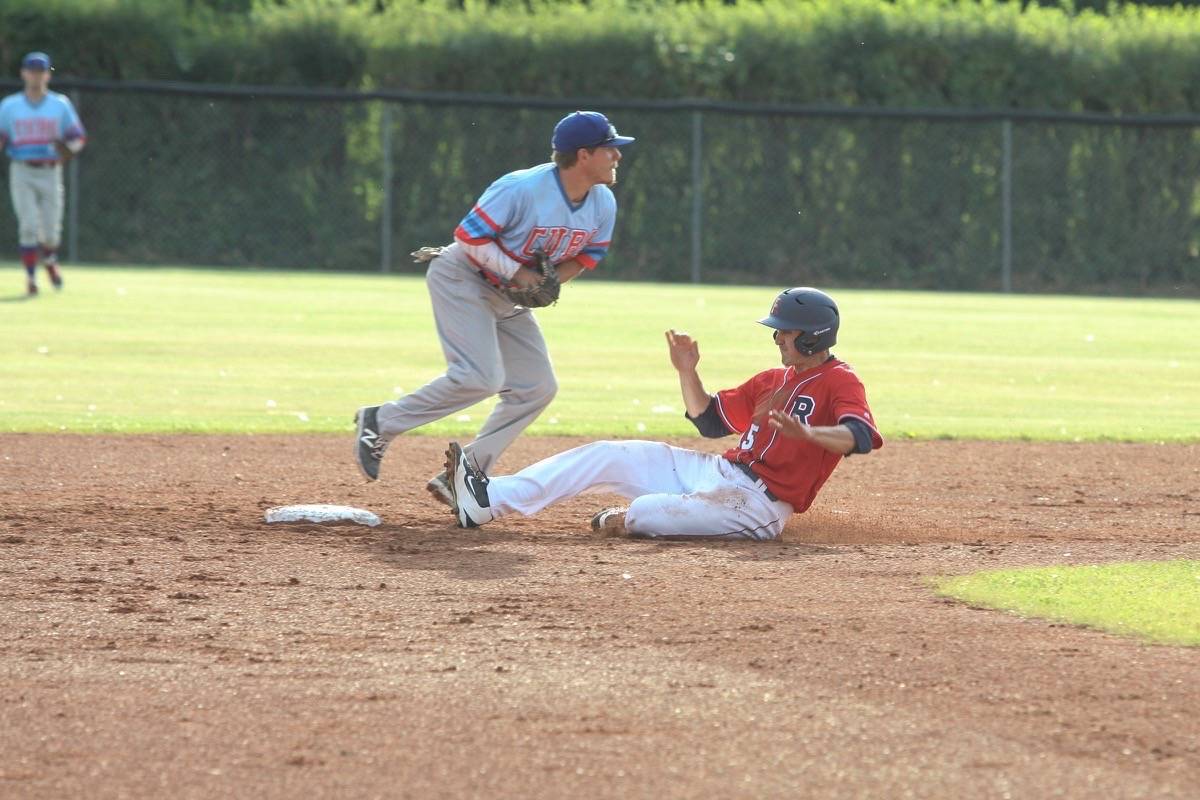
[454,225,492,246]
[457,214,497,241]
[458,204,502,235]
[472,205,503,232]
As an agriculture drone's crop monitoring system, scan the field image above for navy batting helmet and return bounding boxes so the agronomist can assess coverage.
[758,287,839,355]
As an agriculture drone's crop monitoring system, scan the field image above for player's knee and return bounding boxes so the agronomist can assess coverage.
[576,440,639,469]
[447,363,505,397]
[530,374,557,407]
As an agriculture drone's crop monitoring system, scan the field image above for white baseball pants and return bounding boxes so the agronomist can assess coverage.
[375,245,556,474]
[487,440,794,540]
[8,161,64,248]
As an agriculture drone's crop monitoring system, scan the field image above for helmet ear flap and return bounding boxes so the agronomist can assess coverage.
[794,332,820,355]
[776,329,822,355]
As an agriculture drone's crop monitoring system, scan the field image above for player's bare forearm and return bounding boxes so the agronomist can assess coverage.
[555,259,587,283]
[806,425,855,455]
[676,368,712,418]
[767,411,855,455]
[665,330,710,417]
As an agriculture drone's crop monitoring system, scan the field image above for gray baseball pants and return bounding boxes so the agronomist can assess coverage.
[375,244,556,474]
[9,161,64,248]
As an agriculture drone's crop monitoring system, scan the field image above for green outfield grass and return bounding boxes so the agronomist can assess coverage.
[1,265,1196,439]
[936,561,1200,646]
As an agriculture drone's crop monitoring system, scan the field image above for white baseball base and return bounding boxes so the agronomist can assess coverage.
[264,504,381,527]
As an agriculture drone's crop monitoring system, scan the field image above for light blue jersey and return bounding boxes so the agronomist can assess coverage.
[0,91,87,163]
[455,163,616,269]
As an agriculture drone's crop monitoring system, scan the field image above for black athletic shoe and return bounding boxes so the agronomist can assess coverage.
[353,405,387,480]
[46,264,62,290]
[445,442,493,528]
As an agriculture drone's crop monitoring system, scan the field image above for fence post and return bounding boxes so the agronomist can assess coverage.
[1001,118,1013,293]
[380,102,393,273]
[690,110,703,284]
[67,90,81,263]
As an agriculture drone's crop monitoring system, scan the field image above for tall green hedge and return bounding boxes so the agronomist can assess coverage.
[2,0,1199,292]
[5,0,1200,113]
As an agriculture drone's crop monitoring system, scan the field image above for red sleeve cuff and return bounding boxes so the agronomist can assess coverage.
[454,226,492,246]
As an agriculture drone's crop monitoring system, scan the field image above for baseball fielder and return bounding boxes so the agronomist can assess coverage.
[354,111,635,501]
[0,52,86,296]
[443,288,883,540]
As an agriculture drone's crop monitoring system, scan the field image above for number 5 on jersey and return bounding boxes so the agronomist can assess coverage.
[739,423,760,450]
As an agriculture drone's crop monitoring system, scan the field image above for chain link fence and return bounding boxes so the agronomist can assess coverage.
[2,79,1198,293]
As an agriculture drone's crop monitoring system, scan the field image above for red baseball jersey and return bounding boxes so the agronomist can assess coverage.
[714,357,883,511]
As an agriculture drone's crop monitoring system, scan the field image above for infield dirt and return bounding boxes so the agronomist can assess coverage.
[2,434,1198,799]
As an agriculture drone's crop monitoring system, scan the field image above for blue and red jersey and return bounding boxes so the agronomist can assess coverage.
[0,91,86,163]
[454,163,616,271]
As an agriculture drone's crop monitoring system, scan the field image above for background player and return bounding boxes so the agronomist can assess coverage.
[442,287,883,539]
[354,110,635,501]
[0,52,86,296]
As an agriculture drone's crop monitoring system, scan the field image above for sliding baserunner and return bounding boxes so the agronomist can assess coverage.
[443,287,883,540]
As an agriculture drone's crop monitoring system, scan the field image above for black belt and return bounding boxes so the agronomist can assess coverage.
[21,161,58,169]
[733,461,778,502]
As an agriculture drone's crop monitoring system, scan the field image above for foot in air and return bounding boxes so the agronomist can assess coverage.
[46,264,63,290]
[353,406,387,480]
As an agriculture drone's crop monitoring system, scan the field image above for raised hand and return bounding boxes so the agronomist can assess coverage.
[665,329,700,373]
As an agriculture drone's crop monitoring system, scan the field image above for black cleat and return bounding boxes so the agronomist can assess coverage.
[426,471,453,507]
[353,405,387,480]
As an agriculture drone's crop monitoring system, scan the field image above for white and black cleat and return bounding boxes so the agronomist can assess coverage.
[426,471,453,507]
[353,405,387,481]
[590,506,629,536]
[445,442,493,528]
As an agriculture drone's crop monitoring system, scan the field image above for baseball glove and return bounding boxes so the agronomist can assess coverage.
[53,141,75,162]
[411,245,446,263]
[502,249,560,308]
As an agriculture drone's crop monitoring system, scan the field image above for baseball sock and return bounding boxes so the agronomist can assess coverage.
[20,246,38,280]
[41,246,62,287]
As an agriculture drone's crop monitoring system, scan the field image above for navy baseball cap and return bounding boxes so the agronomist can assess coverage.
[552,111,635,152]
[22,52,52,71]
